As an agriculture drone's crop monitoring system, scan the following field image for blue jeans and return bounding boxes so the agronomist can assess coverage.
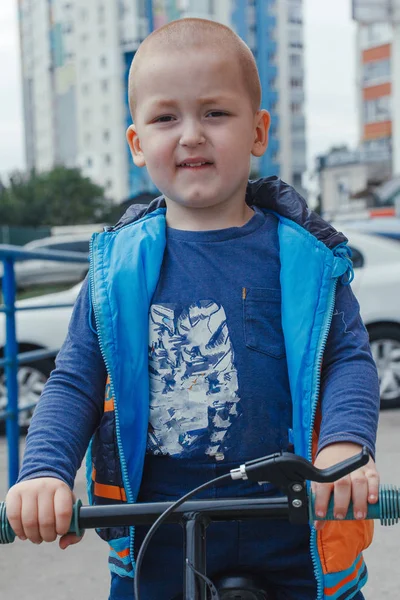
[109,456,367,600]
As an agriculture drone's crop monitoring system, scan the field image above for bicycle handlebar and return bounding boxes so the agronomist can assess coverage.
[1,449,399,544]
[1,484,399,545]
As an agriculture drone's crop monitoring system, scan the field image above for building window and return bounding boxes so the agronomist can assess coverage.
[292,115,305,132]
[100,55,107,67]
[119,0,127,17]
[105,154,112,165]
[363,22,392,47]
[290,54,301,67]
[292,173,302,189]
[290,78,303,89]
[288,25,303,48]
[87,157,92,167]
[98,4,105,24]
[188,0,212,14]
[363,137,391,152]
[288,2,302,25]
[363,59,391,85]
[101,80,109,92]
[106,179,113,189]
[364,96,391,123]
[138,0,146,18]
[63,22,73,34]
[82,83,90,95]
[103,130,110,142]
[293,139,306,151]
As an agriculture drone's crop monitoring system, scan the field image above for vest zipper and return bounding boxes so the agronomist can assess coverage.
[89,237,137,572]
[308,276,339,600]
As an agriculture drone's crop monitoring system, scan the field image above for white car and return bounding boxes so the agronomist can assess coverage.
[344,229,400,408]
[0,283,81,428]
[333,217,400,242]
[1,229,400,428]
[0,234,91,290]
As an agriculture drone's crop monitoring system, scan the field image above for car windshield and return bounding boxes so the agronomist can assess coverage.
[46,241,90,254]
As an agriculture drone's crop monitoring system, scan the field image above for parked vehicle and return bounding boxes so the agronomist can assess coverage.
[1,234,91,290]
[333,217,400,243]
[344,230,400,408]
[1,229,400,430]
[0,284,81,429]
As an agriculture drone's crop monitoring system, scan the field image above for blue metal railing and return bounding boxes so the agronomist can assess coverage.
[0,244,88,488]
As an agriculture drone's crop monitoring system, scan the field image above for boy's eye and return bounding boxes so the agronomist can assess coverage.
[207,111,228,118]
[154,115,175,123]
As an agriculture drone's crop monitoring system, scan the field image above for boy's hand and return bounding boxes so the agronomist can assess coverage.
[5,477,83,548]
[312,442,379,531]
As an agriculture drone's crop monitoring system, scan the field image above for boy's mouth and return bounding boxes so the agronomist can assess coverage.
[177,159,213,169]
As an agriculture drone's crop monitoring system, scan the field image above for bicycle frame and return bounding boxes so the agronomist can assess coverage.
[71,495,292,600]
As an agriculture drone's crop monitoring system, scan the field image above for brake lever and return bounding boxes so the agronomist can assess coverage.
[310,447,370,483]
[230,447,370,487]
[230,447,370,525]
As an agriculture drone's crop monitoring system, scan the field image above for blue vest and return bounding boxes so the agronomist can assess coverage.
[87,179,370,599]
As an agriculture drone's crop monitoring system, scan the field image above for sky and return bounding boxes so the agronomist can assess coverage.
[0,0,359,181]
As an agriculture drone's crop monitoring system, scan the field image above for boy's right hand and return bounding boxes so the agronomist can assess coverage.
[5,477,83,548]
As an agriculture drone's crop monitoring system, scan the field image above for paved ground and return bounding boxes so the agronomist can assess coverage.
[0,410,400,599]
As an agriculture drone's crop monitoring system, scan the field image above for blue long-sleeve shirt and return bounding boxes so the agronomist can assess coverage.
[18,209,380,488]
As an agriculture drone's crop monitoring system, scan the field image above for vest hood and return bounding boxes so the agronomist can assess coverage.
[110,177,347,251]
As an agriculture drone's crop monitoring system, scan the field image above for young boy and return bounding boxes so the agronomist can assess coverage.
[6,18,380,600]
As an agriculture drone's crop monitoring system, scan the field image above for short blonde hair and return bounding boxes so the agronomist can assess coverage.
[128,18,261,117]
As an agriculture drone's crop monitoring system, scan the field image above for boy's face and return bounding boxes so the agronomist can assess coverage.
[127,48,270,217]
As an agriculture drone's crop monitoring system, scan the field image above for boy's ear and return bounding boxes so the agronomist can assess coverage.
[126,124,146,168]
[251,110,271,158]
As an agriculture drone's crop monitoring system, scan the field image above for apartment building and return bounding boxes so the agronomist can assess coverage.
[18,0,307,202]
[353,0,400,175]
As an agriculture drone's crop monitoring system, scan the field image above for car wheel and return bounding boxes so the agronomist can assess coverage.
[0,358,54,432]
[369,325,400,409]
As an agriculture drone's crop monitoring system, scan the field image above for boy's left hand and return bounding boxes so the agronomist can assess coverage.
[312,442,379,531]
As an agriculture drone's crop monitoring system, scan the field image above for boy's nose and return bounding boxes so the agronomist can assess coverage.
[179,121,206,147]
